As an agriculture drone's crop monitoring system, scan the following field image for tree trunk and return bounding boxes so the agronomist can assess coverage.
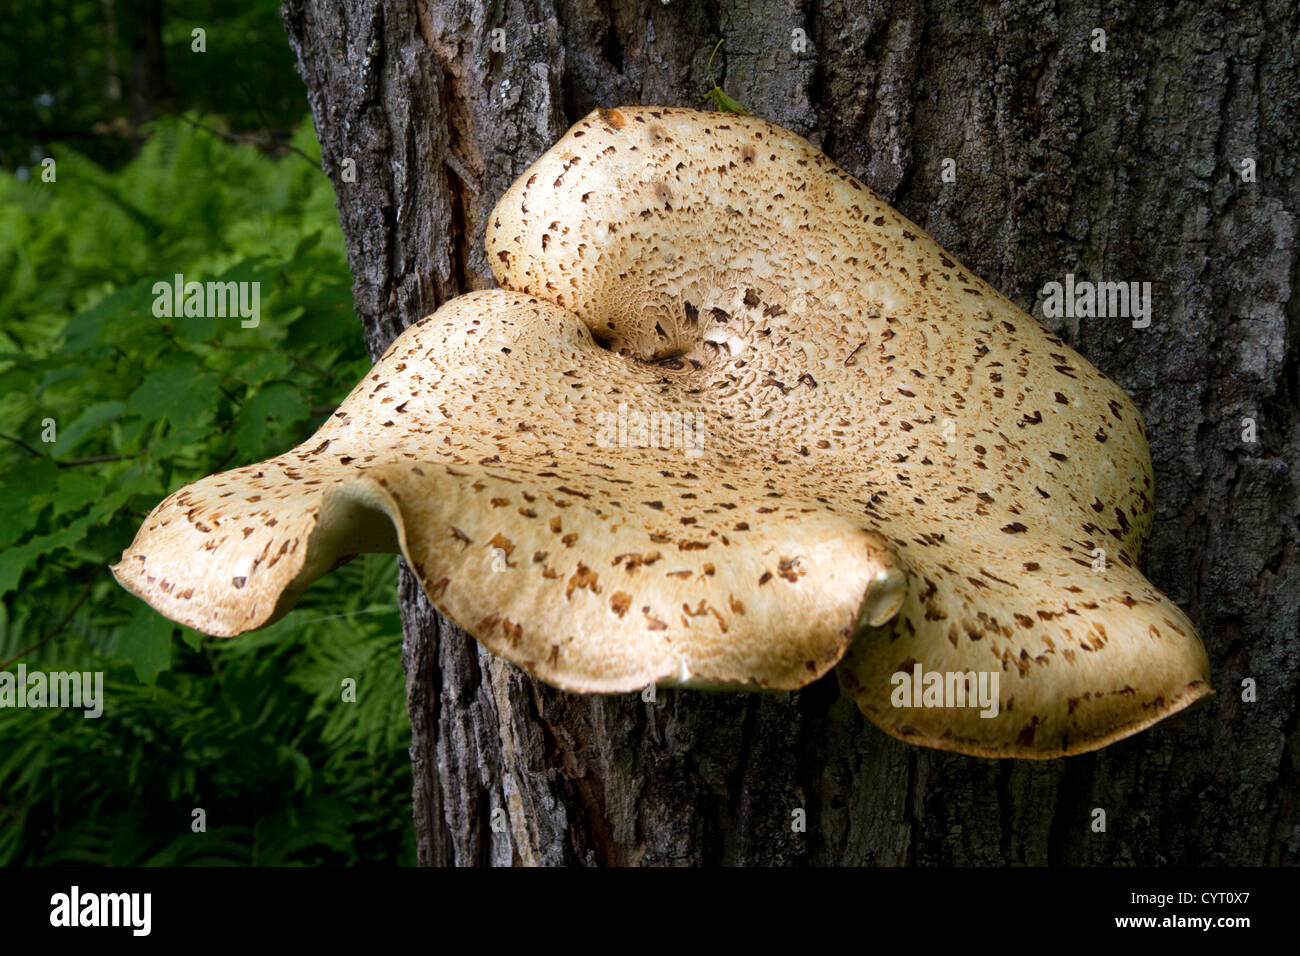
[282,0,1300,865]
[127,0,170,125]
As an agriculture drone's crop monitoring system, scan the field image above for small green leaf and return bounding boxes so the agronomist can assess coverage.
[0,457,59,536]
[2,454,58,500]
[0,515,93,595]
[40,366,88,392]
[179,626,203,652]
[87,465,164,523]
[0,364,40,397]
[125,359,202,417]
[119,602,174,683]
[50,469,102,518]
[63,280,159,355]
[162,372,222,435]
[290,230,323,260]
[232,383,310,459]
[700,39,754,116]
[172,310,218,344]
[0,498,41,549]
[288,299,355,348]
[703,88,754,115]
[237,350,293,386]
[56,401,125,456]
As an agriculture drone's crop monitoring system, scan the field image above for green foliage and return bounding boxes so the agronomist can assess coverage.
[0,116,414,865]
[0,554,412,866]
[1,0,307,170]
[700,40,754,116]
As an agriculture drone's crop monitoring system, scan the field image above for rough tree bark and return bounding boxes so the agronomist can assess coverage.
[282,0,1299,865]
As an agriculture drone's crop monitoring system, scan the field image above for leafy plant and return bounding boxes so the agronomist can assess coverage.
[0,116,414,865]
[700,40,753,115]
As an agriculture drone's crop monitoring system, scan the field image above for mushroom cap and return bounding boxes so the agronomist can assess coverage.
[111,289,902,692]
[113,106,1211,757]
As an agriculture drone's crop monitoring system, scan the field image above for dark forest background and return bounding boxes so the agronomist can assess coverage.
[0,0,414,864]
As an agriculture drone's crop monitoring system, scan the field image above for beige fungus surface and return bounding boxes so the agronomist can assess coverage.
[113,106,1211,758]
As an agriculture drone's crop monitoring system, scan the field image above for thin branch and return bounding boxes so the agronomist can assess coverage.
[3,434,128,467]
[292,354,340,383]
[58,454,124,467]
[176,113,319,168]
[204,342,269,352]
[0,434,48,459]
[0,574,96,671]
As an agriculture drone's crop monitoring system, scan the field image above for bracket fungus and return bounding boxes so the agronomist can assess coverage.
[113,106,1211,758]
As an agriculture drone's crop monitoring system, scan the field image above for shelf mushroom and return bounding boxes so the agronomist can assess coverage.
[113,106,1211,758]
